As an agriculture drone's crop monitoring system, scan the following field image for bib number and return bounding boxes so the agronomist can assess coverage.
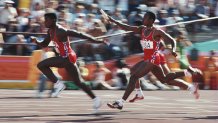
[140,40,153,49]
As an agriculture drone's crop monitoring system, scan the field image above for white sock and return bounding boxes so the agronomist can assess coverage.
[93,97,99,101]
[187,84,195,94]
[184,69,192,77]
[117,99,125,106]
[136,88,143,97]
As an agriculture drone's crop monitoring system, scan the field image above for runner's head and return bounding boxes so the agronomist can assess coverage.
[44,13,57,28]
[143,11,156,26]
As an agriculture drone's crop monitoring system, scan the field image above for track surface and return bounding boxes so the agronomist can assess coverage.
[0,90,217,123]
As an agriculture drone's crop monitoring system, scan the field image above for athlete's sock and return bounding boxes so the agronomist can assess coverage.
[136,88,144,97]
[117,99,125,105]
[187,84,195,94]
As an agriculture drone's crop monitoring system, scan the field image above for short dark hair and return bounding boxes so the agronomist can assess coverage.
[44,13,57,21]
[145,11,156,22]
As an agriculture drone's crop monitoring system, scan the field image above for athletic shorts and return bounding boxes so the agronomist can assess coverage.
[67,52,77,63]
[159,53,166,65]
[149,53,160,65]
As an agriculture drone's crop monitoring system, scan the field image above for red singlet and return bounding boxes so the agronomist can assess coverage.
[140,27,160,65]
[50,27,77,63]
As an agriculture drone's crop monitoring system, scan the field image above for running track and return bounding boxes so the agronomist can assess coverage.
[0,90,217,123]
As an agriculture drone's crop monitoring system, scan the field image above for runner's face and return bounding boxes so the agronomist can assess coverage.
[44,17,54,28]
[143,15,153,26]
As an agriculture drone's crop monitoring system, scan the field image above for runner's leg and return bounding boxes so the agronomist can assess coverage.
[122,61,155,100]
[37,56,66,83]
[129,61,145,102]
[107,61,157,109]
[151,65,185,84]
[64,61,96,99]
[161,64,189,89]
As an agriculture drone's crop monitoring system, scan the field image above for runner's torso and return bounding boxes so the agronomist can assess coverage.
[140,27,160,63]
[49,25,77,63]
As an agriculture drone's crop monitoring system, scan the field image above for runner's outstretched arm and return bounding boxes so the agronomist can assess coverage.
[67,29,103,43]
[107,16,143,34]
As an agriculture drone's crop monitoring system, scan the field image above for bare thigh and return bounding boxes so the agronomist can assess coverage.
[151,65,166,82]
[65,63,83,82]
[131,60,155,78]
[39,56,81,82]
[130,60,144,74]
[39,56,68,68]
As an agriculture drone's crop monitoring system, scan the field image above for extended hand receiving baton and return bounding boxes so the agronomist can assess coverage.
[100,9,109,20]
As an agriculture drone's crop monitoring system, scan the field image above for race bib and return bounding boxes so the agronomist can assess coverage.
[140,40,153,49]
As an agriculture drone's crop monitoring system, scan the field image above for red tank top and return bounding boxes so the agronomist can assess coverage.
[50,29,77,63]
[140,27,160,63]
[50,27,77,63]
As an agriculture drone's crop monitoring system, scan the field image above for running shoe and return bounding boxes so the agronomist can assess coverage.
[93,97,102,113]
[36,92,43,98]
[107,101,123,110]
[51,81,66,98]
[129,94,144,103]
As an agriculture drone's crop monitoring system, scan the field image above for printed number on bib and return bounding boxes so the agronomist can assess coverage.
[141,40,153,49]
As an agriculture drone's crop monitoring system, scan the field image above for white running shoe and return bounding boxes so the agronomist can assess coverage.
[36,92,43,98]
[93,97,102,113]
[189,83,200,99]
[51,81,66,98]
[193,83,200,99]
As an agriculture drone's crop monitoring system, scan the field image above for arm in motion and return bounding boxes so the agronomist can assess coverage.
[67,30,103,43]
[158,29,177,57]
[108,16,143,34]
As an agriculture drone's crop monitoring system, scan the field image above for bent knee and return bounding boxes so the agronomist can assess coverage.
[37,62,44,69]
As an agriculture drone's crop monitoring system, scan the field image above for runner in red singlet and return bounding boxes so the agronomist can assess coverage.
[129,41,200,103]
[31,13,103,112]
[104,11,202,110]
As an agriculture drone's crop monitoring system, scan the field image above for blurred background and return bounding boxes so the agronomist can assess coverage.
[0,0,217,92]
